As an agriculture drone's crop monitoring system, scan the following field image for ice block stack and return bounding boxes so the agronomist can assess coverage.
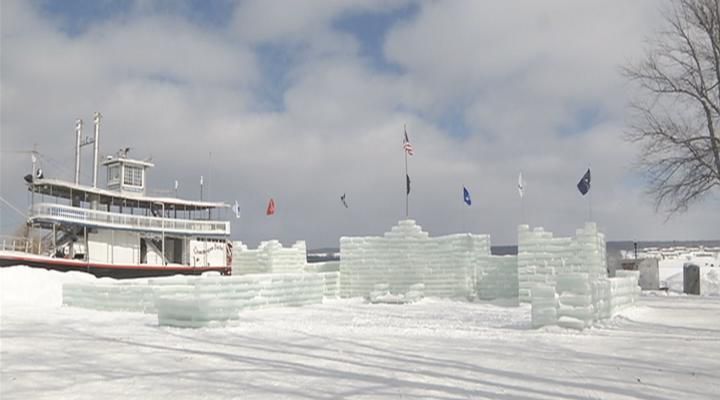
[518,222,608,303]
[530,271,641,330]
[424,233,490,298]
[63,280,155,313]
[591,278,612,320]
[531,284,558,328]
[610,270,641,315]
[476,255,519,304]
[339,220,492,300]
[556,273,595,330]
[517,225,573,302]
[63,272,326,328]
[319,271,340,298]
[340,220,427,298]
[231,240,307,275]
[154,273,324,327]
[564,222,607,279]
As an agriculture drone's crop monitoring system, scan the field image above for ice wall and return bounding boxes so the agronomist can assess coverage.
[232,240,307,275]
[319,271,340,298]
[530,271,641,330]
[339,220,501,300]
[517,225,571,302]
[154,273,323,327]
[63,280,155,313]
[518,223,606,302]
[62,272,327,328]
[477,255,519,304]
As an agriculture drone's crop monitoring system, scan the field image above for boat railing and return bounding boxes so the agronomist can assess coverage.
[0,235,42,254]
[30,203,230,235]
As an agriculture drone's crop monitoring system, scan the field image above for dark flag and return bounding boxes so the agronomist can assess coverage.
[463,186,472,206]
[577,169,591,195]
[340,193,348,208]
[406,174,411,195]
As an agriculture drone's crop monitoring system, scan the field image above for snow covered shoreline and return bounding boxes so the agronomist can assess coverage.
[1,266,719,399]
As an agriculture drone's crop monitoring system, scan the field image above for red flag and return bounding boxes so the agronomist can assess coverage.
[266,198,275,215]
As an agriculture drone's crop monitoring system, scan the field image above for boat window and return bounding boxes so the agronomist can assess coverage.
[107,165,120,183]
[123,166,143,187]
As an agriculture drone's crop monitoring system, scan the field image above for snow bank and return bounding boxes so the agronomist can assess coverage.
[0,266,96,309]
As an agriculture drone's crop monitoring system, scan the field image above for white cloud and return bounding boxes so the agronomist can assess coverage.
[1,0,718,249]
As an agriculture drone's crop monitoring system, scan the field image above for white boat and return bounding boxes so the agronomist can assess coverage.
[0,113,232,278]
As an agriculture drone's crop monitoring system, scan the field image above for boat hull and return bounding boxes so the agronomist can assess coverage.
[0,253,230,279]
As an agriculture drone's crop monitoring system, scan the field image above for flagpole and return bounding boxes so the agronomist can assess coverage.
[588,186,593,222]
[405,147,409,218]
[588,165,593,222]
[518,172,525,224]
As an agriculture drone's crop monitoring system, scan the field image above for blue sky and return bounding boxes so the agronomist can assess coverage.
[2,0,718,246]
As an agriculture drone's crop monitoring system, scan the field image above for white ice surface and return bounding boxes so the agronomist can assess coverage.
[2,267,719,399]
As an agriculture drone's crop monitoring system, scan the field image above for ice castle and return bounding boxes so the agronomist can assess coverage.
[61,219,640,330]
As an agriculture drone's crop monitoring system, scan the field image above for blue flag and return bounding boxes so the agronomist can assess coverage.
[577,168,591,195]
[463,186,472,206]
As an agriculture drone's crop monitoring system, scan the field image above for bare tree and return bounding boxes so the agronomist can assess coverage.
[624,0,720,214]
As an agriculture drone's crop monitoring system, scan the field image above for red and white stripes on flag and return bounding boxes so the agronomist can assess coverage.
[403,128,414,156]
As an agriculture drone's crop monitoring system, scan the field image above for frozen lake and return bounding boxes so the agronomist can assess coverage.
[1,268,719,400]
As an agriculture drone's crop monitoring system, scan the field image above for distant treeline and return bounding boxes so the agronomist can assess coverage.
[307,240,720,263]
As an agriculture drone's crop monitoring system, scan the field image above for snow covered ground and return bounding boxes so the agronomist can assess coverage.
[1,267,719,399]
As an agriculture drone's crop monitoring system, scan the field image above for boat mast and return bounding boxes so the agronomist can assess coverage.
[30,145,37,208]
[92,112,101,188]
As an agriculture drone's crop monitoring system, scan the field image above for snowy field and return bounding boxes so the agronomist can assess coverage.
[2,267,719,400]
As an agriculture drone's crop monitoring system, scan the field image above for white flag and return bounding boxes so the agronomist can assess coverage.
[232,200,241,219]
[31,153,37,164]
[200,175,204,185]
[174,180,179,190]
[517,172,524,198]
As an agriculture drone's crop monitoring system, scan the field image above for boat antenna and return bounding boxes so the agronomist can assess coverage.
[74,119,82,184]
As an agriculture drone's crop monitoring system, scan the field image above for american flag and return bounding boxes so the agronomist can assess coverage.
[403,127,414,156]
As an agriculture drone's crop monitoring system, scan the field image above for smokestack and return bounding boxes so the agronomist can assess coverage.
[92,112,101,188]
[74,119,82,184]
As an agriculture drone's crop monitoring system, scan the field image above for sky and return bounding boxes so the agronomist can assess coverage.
[1,0,718,248]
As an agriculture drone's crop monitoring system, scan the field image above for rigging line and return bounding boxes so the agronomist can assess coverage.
[3,148,85,181]
[0,195,27,218]
[0,150,34,154]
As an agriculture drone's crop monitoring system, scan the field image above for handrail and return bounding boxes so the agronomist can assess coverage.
[0,235,42,254]
[30,203,230,235]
